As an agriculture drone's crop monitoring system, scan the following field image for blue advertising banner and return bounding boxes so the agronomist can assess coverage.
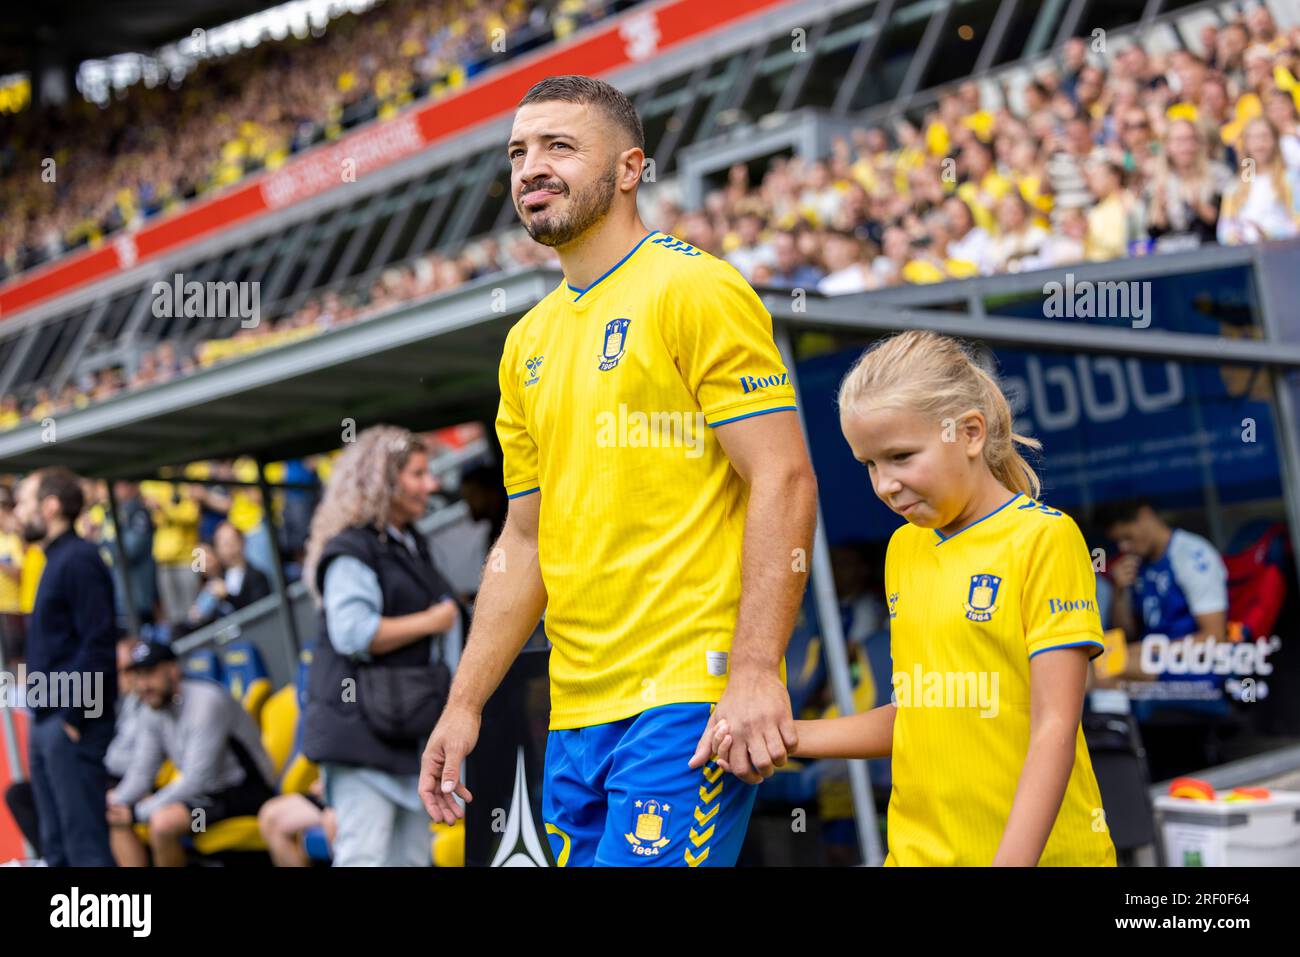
[796,343,1285,544]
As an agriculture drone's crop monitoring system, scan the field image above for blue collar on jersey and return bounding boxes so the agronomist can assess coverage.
[566,229,660,301]
[934,492,1022,544]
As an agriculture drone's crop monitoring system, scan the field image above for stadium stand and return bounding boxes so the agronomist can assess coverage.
[0,0,631,282]
[0,0,1297,433]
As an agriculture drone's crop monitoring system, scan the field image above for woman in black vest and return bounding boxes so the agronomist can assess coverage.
[301,426,461,866]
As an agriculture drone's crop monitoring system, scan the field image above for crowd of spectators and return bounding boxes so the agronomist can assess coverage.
[2,7,1300,433]
[696,8,1300,293]
[0,0,629,282]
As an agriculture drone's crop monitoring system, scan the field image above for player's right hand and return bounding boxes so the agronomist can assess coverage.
[419,705,479,824]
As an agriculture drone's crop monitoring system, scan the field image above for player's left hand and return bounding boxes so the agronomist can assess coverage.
[689,670,797,784]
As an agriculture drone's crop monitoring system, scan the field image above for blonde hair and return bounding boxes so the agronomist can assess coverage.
[837,330,1042,499]
[302,425,427,602]
[1222,117,1295,221]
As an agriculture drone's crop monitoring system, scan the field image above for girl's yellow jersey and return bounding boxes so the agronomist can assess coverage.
[497,230,796,730]
[883,493,1116,866]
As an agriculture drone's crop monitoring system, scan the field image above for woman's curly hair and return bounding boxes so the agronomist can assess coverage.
[302,424,426,602]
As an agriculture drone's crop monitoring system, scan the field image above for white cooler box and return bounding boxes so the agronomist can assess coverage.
[1154,791,1300,866]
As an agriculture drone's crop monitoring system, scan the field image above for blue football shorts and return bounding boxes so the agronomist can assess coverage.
[542,702,757,867]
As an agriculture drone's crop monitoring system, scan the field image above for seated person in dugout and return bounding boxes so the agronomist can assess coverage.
[106,641,277,866]
[258,779,337,867]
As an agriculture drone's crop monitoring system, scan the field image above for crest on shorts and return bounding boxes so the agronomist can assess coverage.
[599,318,631,371]
[625,798,671,855]
[964,573,1002,622]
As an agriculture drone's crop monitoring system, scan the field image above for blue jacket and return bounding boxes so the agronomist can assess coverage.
[26,529,119,728]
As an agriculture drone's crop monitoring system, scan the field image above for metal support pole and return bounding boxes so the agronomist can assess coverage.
[776,325,883,867]
[254,456,302,676]
[973,0,1021,75]
[1053,0,1093,49]
[0,634,25,767]
[104,480,142,639]
[1250,242,1300,603]
[832,0,895,115]
[898,1,954,103]
[775,15,831,116]
[0,636,33,859]
[1269,370,1300,600]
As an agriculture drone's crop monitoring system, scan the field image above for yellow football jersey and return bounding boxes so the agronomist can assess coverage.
[882,493,1116,866]
[497,229,797,730]
[0,531,24,614]
[20,543,45,615]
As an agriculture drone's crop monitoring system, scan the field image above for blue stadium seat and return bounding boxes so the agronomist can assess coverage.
[221,641,272,720]
[303,826,331,862]
[182,648,224,684]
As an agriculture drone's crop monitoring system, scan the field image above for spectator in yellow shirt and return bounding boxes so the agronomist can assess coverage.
[144,482,201,623]
[0,395,21,431]
[0,484,26,664]
[19,541,44,617]
[956,139,1012,233]
[1085,160,1136,261]
[230,457,277,582]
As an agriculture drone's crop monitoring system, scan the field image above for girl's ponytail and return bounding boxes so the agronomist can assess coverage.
[838,331,1042,498]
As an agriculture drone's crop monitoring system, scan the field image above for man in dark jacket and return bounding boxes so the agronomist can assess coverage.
[112,481,157,629]
[16,467,118,866]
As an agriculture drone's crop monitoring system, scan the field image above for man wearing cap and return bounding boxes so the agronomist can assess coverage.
[106,641,277,866]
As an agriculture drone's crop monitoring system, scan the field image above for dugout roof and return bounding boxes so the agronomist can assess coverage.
[0,269,546,478]
[4,243,1300,481]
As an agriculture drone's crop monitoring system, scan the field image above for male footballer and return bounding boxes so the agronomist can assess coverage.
[418,75,816,867]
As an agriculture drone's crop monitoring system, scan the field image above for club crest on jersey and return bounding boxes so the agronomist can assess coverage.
[625,798,671,855]
[964,574,1002,622]
[598,317,631,371]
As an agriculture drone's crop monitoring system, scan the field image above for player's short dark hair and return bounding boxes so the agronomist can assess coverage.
[517,75,645,154]
[1094,498,1153,531]
[34,467,85,522]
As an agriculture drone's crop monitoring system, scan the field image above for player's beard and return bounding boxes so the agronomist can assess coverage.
[519,161,618,247]
[20,516,45,544]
